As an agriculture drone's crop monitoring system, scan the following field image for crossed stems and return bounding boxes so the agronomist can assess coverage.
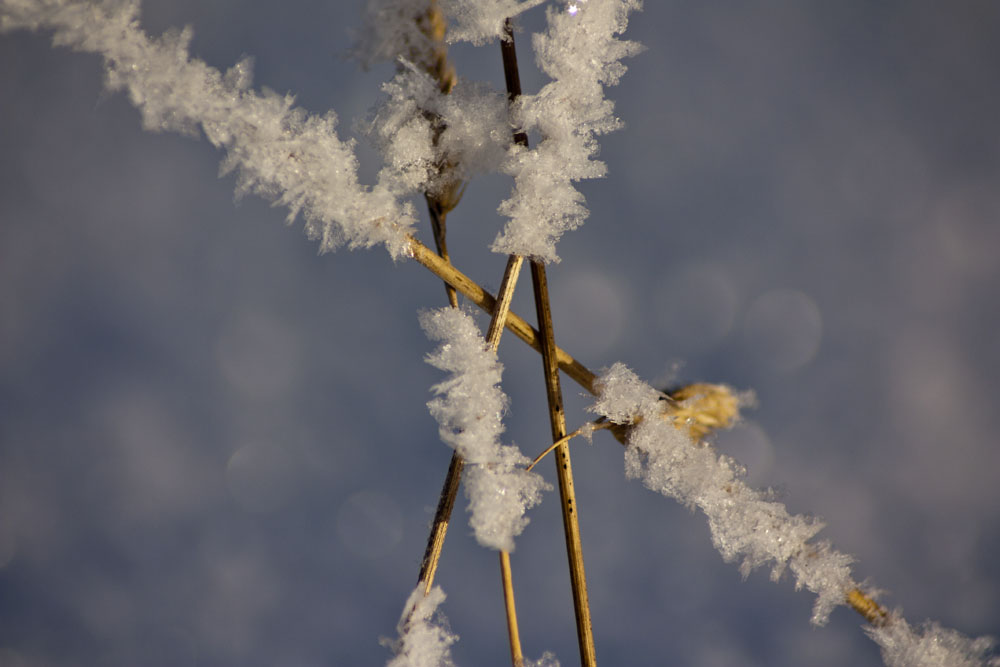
[405,9,887,667]
[406,235,890,629]
[413,16,594,666]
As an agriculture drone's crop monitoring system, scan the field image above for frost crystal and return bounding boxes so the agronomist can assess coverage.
[492,0,644,262]
[866,618,1000,667]
[439,0,546,46]
[421,308,549,552]
[593,363,855,626]
[363,64,440,198]
[1,0,416,258]
[593,363,1000,665]
[363,65,512,198]
[382,585,458,667]
[355,0,443,68]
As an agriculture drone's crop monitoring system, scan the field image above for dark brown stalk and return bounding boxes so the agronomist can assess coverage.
[500,20,597,666]
[415,0,462,595]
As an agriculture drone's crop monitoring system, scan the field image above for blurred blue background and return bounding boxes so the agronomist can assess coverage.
[1,1,999,665]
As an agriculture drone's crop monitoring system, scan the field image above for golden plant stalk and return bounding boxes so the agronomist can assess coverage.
[498,19,597,665]
[483,255,529,667]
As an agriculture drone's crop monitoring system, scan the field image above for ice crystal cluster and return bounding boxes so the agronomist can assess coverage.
[359,0,643,262]
[383,584,560,667]
[363,65,513,198]
[591,362,855,625]
[492,0,643,262]
[868,619,1000,667]
[382,585,458,667]
[592,362,999,664]
[439,0,546,46]
[0,0,416,257]
[421,307,549,552]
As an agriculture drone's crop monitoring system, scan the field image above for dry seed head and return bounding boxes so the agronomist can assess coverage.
[416,1,457,94]
[608,382,745,445]
[667,382,743,442]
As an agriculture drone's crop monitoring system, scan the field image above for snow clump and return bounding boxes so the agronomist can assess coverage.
[421,307,550,552]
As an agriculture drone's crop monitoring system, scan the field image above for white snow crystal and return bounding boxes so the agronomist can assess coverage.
[363,64,513,198]
[382,585,458,667]
[592,363,855,626]
[593,362,1000,665]
[866,617,999,667]
[524,651,561,667]
[439,0,546,46]
[355,0,443,67]
[491,0,643,262]
[421,308,549,551]
[1,0,416,258]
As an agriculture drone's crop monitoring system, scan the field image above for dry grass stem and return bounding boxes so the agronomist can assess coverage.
[498,19,597,662]
[414,0,460,589]
[407,237,598,393]
[485,255,525,348]
[500,551,525,667]
[531,261,598,667]
[526,421,613,473]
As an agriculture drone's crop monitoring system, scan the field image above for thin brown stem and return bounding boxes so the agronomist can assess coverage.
[413,0,462,596]
[418,451,463,593]
[500,20,597,664]
[526,421,613,473]
[426,198,459,309]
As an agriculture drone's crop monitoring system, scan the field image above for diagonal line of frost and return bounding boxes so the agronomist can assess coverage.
[420,307,550,553]
[591,362,1000,667]
[0,0,416,258]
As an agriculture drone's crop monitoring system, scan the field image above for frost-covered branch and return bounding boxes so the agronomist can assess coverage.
[360,0,646,263]
[420,307,550,552]
[591,363,999,667]
[492,0,643,262]
[0,0,416,258]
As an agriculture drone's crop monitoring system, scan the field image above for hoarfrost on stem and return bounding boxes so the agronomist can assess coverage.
[382,584,560,667]
[592,363,856,625]
[592,363,1000,665]
[362,64,513,198]
[866,618,1000,667]
[0,0,416,258]
[439,0,547,46]
[382,584,458,667]
[355,0,445,68]
[491,0,644,262]
[420,307,550,552]
[357,0,644,263]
